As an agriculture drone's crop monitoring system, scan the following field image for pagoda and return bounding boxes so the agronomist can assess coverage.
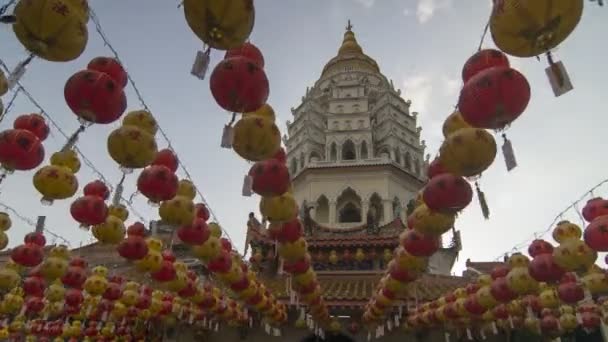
[246,22,468,340]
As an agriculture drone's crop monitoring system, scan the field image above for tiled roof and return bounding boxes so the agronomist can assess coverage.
[260,272,468,306]
[464,259,504,274]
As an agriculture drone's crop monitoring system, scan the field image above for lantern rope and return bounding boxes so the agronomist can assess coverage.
[0,57,149,226]
[0,201,71,246]
[492,177,608,261]
[0,86,20,123]
[88,7,232,244]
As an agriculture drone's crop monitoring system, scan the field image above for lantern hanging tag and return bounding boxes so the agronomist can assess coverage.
[35,216,45,234]
[475,182,490,220]
[221,113,237,149]
[545,51,573,97]
[394,315,399,326]
[466,328,473,340]
[214,322,219,332]
[367,332,371,341]
[242,175,253,197]
[264,323,270,335]
[480,329,486,340]
[191,47,211,80]
[501,134,517,171]
[7,54,34,90]
[387,320,392,331]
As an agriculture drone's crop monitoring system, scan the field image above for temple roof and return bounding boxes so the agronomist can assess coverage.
[321,20,380,77]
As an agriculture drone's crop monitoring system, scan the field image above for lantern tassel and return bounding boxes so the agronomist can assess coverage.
[476,182,490,220]
[501,134,517,171]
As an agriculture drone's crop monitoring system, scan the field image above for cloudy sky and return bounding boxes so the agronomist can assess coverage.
[0,0,605,273]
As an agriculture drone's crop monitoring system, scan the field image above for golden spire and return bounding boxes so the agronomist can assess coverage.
[338,19,363,55]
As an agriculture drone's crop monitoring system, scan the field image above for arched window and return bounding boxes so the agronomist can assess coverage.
[337,188,362,223]
[404,151,412,170]
[392,197,402,221]
[330,143,338,162]
[290,158,297,174]
[369,193,384,222]
[414,158,421,175]
[315,195,329,223]
[309,151,321,163]
[377,146,390,159]
[360,141,368,159]
[394,148,401,164]
[342,140,356,160]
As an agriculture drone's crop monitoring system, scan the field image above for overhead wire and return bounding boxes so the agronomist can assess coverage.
[88,7,232,243]
[0,201,71,246]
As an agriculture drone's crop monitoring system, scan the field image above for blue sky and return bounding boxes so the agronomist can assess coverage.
[0,0,606,274]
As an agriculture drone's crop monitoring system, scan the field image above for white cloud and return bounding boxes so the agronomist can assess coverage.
[403,8,412,16]
[353,0,375,7]
[416,0,453,24]
[441,76,461,97]
[402,75,434,114]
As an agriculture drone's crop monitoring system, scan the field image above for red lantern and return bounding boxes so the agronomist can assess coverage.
[388,263,416,283]
[277,219,302,243]
[224,42,265,69]
[272,147,287,164]
[162,250,176,262]
[422,173,472,213]
[87,57,128,88]
[464,294,486,316]
[152,149,179,173]
[540,313,559,334]
[490,277,516,303]
[248,159,290,197]
[127,222,147,237]
[427,158,447,179]
[103,282,122,301]
[64,70,127,124]
[136,165,179,204]
[136,294,151,310]
[177,218,210,245]
[490,264,510,279]
[0,129,44,171]
[24,232,46,247]
[283,257,310,275]
[209,56,269,113]
[70,195,109,227]
[207,251,232,273]
[557,276,584,304]
[529,254,564,283]
[25,296,44,314]
[194,203,210,221]
[23,276,45,297]
[151,261,177,282]
[83,180,110,200]
[178,280,197,297]
[61,265,87,289]
[528,239,554,257]
[458,66,530,130]
[117,236,148,260]
[582,197,608,222]
[584,215,608,252]
[220,238,232,252]
[462,49,510,83]
[400,229,440,257]
[13,114,49,141]
[11,243,44,267]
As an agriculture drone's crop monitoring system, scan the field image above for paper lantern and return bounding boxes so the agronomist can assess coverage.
[87,57,127,88]
[210,56,269,113]
[439,128,496,178]
[64,70,127,124]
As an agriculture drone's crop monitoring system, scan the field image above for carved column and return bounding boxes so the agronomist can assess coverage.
[383,200,392,224]
[361,200,369,224]
[329,200,337,224]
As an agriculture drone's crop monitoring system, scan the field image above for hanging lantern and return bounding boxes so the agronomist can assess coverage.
[159,195,195,226]
[117,223,148,261]
[70,181,109,228]
[260,193,298,223]
[92,206,127,244]
[232,115,281,161]
[40,245,70,281]
[248,158,290,196]
[400,229,440,257]
[210,57,269,113]
[422,173,473,213]
[153,148,179,173]
[243,103,276,122]
[439,128,497,178]
[87,57,128,88]
[194,203,210,221]
[50,149,81,173]
[583,215,608,252]
[411,204,455,236]
[122,110,158,136]
[13,113,50,141]
[0,70,7,96]
[0,128,45,171]
[64,69,127,124]
[582,197,608,223]
[33,150,80,204]
[225,42,264,68]
[183,0,255,50]
[462,49,510,83]
[137,165,179,205]
[458,66,530,130]
[11,237,45,267]
[107,119,158,170]
[505,254,538,295]
[442,111,471,138]
[177,218,211,245]
[489,0,583,58]
[12,0,89,62]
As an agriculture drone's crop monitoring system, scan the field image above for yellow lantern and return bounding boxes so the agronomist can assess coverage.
[177,179,196,200]
[505,254,538,295]
[83,266,108,296]
[538,283,559,309]
[293,268,315,286]
[40,245,70,280]
[0,262,21,290]
[558,305,578,332]
[108,204,129,221]
[582,267,608,294]
[50,149,80,173]
[260,193,298,223]
[0,212,12,231]
[244,103,276,122]
[328,250,338,264]
[12,0,88,62]
[92,215,126,244]
[122,110,158,135]
[277,238,307,262]
[135,249,162,273]
[45,280,65,302]
[489,0,583,58]
[232,116,281,162]
[208,222,222,238]
[0,70,7,96]
[166,271,188,292]
[159,196,195,226]
[0,231,7,251]
[412,204,455,236]
[476,286,498,310]
[33,165,78,204]
[442,111,471,138]
[107,125,157,169]
[183,0,254,50]
[439,128,497,178]
[394,247,427,274]
[121,282,139,307]
[192,236,222,261]
[355,248,365,262]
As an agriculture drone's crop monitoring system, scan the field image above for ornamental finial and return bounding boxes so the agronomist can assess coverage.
[346,19,353,31]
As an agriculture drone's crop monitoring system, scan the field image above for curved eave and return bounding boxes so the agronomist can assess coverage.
[321,53,380,77]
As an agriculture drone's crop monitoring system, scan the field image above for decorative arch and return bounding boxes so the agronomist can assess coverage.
[404,151,412,170]
[336,187,362,223]
[330,143,338,162]
[377,146,390,159]
[369,193,384,222]
[309,150,322,163]
[392,197,402,221]
[342,139,356,160]
[394,148,401,164]
[360,140,369,159]
[315,195,329,223]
